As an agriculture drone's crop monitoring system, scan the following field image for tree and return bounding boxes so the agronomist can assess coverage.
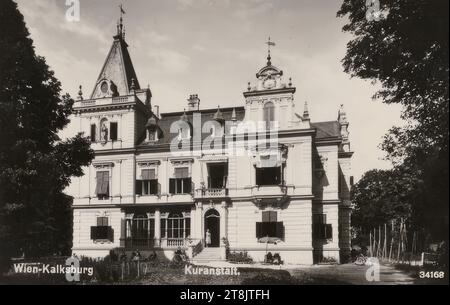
[338,0,449,242]
[0,0,94,269]
[351,169,418,230]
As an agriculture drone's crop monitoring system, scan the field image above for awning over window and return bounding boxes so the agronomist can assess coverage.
[254,150,284,168]
[95,171,109,195]
[174,167,189,178]
[141,168,156,180]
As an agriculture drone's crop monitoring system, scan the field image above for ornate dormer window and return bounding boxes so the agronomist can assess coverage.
[177,111,191,140]
[145,115,161,143]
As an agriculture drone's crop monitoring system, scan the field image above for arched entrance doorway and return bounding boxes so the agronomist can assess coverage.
[204,209,220,247]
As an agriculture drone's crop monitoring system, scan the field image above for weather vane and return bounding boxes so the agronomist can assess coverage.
[265,37,276,65]
[117,4,126,36]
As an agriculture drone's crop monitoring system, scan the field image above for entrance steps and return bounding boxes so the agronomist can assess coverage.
[192,247,223,263]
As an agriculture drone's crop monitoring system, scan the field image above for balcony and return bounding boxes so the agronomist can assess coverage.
[195,188,229,200]
[250,185,290,205]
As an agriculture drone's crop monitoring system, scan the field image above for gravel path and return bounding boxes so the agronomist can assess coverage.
[288,263,415,285]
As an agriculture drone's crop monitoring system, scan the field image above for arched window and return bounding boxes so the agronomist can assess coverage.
[132,214,152,241]
[263,102,275,129]
[161,212,191,239]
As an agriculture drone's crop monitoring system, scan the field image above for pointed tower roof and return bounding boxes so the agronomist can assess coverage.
[90,10,140,99]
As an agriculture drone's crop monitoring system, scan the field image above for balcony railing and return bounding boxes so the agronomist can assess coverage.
[195,188,228,199]
[162,238,186,248]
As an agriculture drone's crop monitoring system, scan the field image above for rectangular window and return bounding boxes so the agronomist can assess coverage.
[90,124,96,142]
[256,167,282,186]
[313,214,332,240]
[110,122,118,141]
[169,178,192,194]
[136,169,158,196]
[207,163,228,188]
[95,171,109,199]
[256,211,284,240]
[169,167,191,194]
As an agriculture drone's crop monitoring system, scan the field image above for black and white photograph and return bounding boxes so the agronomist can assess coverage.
[0,0,448,291]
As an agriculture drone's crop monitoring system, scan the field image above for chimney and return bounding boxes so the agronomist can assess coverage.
[187,94,200,111]
[154,105,160,118]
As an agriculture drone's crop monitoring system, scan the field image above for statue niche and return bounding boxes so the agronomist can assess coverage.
[100,121,108,143]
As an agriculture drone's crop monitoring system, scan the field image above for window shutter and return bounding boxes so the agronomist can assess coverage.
[169,178,176,194]
[95,172,107,196]
[150,179,158,195]
[100,172,109,195]
[325,224,333,240]
[256,168,262,186]
[256,222,263,238]
[90,124,96,142]
[135,180,142,195]
[107,226,114,241]
[90,226,97,240]
[110,122,118,141]
[95,172,101,195]
[184,178,192,193]
[276,222,284,239]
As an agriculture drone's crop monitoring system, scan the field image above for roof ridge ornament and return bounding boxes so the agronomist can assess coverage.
[180,109,189,122]
[77,85,83,100]
[231,108,237,122]
[213,105,224,122]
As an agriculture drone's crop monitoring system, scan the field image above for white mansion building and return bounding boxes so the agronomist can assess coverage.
[66,21,353,265]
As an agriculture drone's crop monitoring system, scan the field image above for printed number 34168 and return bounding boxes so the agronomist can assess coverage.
[419,271,445,279]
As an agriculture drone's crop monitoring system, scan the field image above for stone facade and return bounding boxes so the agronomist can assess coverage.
[65,25,353,265]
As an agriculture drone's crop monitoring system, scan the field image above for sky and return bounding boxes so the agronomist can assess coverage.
[15,0,404,180]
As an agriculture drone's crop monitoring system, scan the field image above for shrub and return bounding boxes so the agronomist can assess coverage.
[320,256,338,264]
[228,251,253,264]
